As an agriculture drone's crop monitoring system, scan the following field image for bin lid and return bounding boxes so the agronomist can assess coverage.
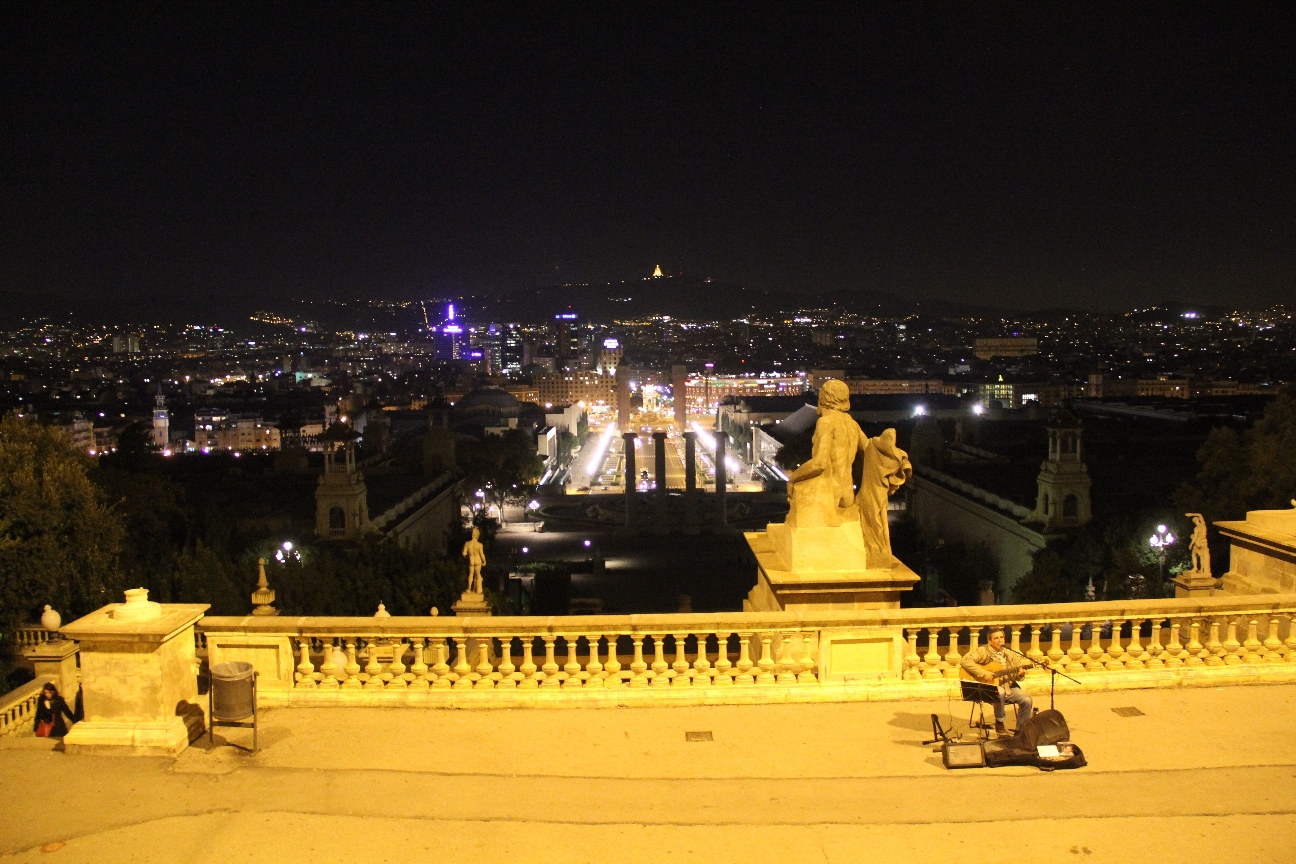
[211,661,255,681]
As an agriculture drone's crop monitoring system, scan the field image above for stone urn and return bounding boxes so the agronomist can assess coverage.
[40,604,62,633]
[112,587,163,621]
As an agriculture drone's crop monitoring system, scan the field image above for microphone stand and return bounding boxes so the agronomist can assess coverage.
[1005,645,1082,712]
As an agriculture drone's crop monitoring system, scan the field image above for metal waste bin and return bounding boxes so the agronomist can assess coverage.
[208,661,258,753]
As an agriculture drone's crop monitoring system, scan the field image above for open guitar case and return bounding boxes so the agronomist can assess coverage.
[982,709,1087,771]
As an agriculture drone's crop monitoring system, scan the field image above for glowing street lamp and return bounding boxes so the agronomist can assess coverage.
[1149,524,1176,580]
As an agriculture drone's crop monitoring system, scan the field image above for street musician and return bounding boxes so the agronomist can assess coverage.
[960,627,1034,735]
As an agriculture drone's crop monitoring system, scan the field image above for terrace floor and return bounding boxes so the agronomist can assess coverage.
[2,683,1295,862]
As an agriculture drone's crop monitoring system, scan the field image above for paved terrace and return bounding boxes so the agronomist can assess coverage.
[2,683,1294,863]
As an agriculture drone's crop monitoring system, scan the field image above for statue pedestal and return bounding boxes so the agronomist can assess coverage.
[1171,571,1219,598]
[59,601,209,756]
[743,522,918,611]
[1215,508,1296,595]
[452,591,491,617]
[22,638,80,698]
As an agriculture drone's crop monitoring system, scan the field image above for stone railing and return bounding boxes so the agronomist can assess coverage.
[0,676,54,737]
[5,626,51,651]
[197,594,1296,707]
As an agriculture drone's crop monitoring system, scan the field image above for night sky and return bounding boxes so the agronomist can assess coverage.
[2,4,1293,317]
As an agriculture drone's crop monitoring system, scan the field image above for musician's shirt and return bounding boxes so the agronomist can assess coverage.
[960,644,1026,697]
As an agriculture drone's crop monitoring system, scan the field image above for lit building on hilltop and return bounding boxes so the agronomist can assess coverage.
[151,387,169,449]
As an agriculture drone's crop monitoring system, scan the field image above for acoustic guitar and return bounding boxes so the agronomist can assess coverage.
[959,658,1025,686]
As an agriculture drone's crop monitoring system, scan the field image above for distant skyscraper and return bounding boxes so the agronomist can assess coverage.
[502,327,524,375]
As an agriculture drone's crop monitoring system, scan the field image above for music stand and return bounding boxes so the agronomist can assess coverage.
[960,679,1000,741]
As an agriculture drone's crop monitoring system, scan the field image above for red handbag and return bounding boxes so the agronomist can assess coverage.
[35,720,55,738]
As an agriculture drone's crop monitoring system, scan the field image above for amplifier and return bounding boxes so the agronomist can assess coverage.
[942,741,985,769]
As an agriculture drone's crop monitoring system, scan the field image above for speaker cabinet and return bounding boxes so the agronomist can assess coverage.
[942,741,985,769]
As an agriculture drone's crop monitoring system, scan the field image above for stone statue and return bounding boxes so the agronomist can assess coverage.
[462,526,486,594]
[785,380,863,528]
[784,380,912,559]
[1186,512,1210,577]
[858,427,912,563]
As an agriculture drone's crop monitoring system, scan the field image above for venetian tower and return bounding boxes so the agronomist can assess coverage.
[315,423,370,539]
[151,386,169,449]
[1028,408,1092,532]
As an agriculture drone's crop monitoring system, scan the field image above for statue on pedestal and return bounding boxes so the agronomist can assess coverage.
[1186,512,1210,578]
[462,526,485,595]
[784,380,912,560]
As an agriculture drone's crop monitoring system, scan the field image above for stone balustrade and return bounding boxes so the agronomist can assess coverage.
[7,626,51,650]
[0,676,55,737]
[197,594,1296,707]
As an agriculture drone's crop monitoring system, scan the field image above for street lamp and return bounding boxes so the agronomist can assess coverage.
[527,499,540,531]
[1149,524,1176,580]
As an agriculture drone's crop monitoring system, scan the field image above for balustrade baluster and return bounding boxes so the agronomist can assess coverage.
[1164,621,1184,668]
[629,636,649,687]
[1104,621,1126,670]
[1027,625,1045,665]
[583,635,603,688]
[318,638,339,688]
[692,633,713,686]
[1046,624,1064,668]
[561,636,584,688]
[943,627,962,679]
[1205,619,1225,666]
[387,640,408,688]
[798,631,818,683]
[1223,618,1243,665]
[672,633,692,687]
[1147,621,1164,668]
[362,639,384,688]
[647,635,669,686]
[1065,623,1086,673]
[296,637,316,688]
[735,632,755,684]
[903,629,922,680]
[1085,622,1104,670]
[519,637,539,688]
[756,633,777,684]
[1125,620,1146,670]
[475,640,496,688]
[1263,618,1284,663]
[541,635,561,687]
[496,637,517,688]
[715,633,736,685]
[1243,619,1264,663]
[452,636,474,687]
[408,638,429,689]
[343,640,362,688]
[1285,614,1296,663]
[430,638,450,687]
[603,635,623,687]
[776,633,797,684]
[922,628,942,679]
[1185,619,1206,666]
[1009,624,1023,657]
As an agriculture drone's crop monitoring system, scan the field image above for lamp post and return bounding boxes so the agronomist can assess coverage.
[527,499,540,532]
[1149,524,1176,581]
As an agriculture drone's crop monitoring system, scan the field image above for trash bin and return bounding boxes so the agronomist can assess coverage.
[208,661,258,753]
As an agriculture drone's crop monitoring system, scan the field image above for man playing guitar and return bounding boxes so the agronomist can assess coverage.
[960,627,1034,735]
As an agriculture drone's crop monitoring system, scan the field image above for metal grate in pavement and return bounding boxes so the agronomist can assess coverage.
[1112,706,1145,717]
[684,731,714,742]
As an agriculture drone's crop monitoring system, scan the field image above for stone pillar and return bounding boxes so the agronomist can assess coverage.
[672,364,688,432]
[683,431,698,534]
[716,431,728,529]
[616,370,632,431]
[653,431,669,534]
[23,638,80,698]
[622,432,638,529]
[59,590,209,756]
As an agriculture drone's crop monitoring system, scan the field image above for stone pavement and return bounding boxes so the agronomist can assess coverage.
[2,683,1294,862]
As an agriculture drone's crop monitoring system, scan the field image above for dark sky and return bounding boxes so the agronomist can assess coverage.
[2,4,1293,317]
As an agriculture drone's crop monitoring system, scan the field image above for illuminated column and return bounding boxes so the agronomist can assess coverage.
[682,431,698,534]
[622,432,638,529]
[715,431,728,528]
[653,431,669,534]
[672,364,688,432]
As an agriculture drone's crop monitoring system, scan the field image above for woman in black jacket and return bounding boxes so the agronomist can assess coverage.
[33,682,76,737]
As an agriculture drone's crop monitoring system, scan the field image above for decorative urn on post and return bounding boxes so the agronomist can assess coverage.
[40,605,62,639]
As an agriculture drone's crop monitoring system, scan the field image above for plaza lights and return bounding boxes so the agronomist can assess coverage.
[585,423,617,475]
[690,421,742,474]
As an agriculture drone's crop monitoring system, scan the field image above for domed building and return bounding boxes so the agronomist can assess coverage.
[454,386,521,430]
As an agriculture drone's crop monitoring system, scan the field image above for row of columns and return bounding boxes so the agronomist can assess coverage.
[621,430,726,531]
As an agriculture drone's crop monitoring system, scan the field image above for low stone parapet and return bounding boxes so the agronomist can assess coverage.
[197,594,1296,708]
